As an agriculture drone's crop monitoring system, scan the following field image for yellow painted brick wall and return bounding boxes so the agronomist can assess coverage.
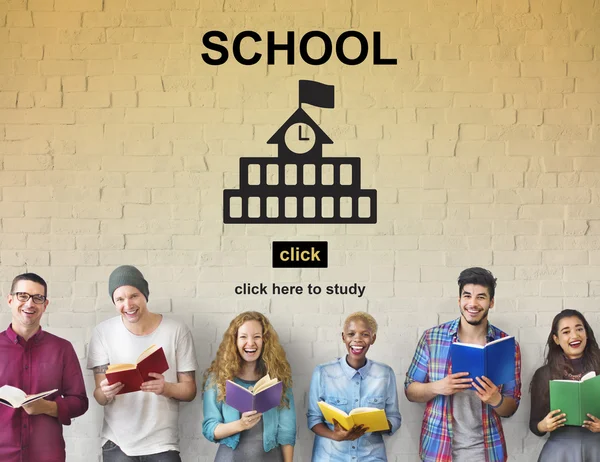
[0,0,599,460]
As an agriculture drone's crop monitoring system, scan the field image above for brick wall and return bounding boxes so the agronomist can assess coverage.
[1,0,599,460]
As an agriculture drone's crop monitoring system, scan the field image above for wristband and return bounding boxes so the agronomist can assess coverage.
[490,394,504,409]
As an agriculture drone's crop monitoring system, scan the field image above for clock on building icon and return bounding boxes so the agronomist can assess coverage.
[223,80,377,224]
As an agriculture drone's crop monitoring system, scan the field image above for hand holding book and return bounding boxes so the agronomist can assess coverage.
[239,410,263,431]
[331,419,367,441]
[140,372,166,395]
[22,397,57,417]
[471,376,503,407]
[433,372,473,396]
[100,378,124,403]
[538,409,567,433]
[582,413,600,432]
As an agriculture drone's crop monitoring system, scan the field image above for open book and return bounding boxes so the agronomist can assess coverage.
[550,371,600,426]
[450,336,515,388]
[225,373,283,413]
[0,385,58,409]
[106,344,169,395]
[318,401,389,432]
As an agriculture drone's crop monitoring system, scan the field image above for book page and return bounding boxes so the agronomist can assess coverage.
[253,374,271,393]
[349,407,380,415]
[254,377,279,394]
[454,341,485,349]
[23,389,58,405]
[137,344,160,363]
[554,372,598,384]
[582,371,597,381]
[486,336,514,347]
[107,363,137,373]
[0,385,27,407]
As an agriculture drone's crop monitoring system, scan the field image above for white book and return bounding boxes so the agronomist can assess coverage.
[0,385,58,409]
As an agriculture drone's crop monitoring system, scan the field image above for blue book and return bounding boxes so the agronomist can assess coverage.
[450,336,516,388]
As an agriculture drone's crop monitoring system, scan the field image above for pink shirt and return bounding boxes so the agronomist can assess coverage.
[0,325,88,462]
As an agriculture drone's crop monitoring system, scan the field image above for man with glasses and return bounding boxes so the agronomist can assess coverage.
[0,273,89,462]
[87,265,198,462]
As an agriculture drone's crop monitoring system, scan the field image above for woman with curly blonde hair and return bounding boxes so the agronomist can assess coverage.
[202,311,296,462]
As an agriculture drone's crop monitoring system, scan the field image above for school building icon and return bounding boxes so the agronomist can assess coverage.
[223,80,377,224]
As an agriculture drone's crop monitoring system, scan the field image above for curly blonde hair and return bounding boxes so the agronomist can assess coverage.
[203,311,293,408]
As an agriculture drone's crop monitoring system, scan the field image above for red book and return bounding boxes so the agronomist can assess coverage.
[105,345,169,395]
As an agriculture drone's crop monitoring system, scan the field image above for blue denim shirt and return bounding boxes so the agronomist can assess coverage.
[307,357,402,462]
[202,376,296,452]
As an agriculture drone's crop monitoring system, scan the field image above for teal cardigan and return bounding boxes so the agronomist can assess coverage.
[202,376,297,452]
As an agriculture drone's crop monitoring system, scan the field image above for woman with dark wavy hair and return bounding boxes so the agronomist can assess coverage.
[529,309,600,461]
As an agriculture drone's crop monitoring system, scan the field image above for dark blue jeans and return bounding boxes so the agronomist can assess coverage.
[102,440,181,462]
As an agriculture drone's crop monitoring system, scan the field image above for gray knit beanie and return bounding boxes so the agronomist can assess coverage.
[108,265,149,302]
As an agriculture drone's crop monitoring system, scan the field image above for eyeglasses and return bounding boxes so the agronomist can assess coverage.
[12,292,46,304]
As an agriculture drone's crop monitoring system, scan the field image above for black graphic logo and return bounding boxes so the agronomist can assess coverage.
[223,80,377,224]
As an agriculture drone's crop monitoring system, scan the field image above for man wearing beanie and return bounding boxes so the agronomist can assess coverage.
[87,265,198,462]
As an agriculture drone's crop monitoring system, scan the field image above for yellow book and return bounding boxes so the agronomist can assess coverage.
[317,401,389,432]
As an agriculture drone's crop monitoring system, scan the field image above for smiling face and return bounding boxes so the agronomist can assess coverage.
[459,283,494,326]
[113,285,148,325]
[8,279,48,334]
[554,316,587,360]
[237,320,263,365]
[342,319,376,363]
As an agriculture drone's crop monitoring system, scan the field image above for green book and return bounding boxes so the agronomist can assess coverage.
[549,371,600,426]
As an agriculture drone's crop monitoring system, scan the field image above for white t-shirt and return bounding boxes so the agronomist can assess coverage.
[87,315,198,456]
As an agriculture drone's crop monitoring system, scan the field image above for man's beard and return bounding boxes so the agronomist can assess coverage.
[461,308,489,326]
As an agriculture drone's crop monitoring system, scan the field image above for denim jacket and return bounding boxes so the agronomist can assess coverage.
[307,357,402,462]
[202,376,296,452]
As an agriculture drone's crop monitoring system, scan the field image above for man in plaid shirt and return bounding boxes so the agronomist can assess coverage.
[404,267,521,462]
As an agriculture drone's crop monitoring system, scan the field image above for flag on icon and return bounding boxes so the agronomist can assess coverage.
[299,80,335,109]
